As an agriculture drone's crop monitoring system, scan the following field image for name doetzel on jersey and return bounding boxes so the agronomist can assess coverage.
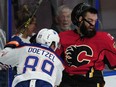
[28,47,55,62]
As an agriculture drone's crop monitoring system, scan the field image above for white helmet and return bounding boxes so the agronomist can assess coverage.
[36,28,60,51]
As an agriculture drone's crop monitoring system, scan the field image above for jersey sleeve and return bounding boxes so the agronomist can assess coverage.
[104,33,116,68]
[0,48,19,67]
[55,32,65,56]
[54,56,64,86]
[55,68,63,86]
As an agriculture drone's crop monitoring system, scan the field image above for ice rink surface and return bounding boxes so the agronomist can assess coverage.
[104,71,116,87]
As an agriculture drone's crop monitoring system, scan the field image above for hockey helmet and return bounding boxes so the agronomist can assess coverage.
[71,3,97,27]
[36,28,60,51]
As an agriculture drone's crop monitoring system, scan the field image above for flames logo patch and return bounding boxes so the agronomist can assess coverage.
[65,45,93,67]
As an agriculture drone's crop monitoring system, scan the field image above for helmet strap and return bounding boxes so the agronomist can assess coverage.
[83,18,94,26]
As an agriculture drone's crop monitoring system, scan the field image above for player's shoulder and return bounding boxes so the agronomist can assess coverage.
[96,31,107,35]
[59,30,78,39]
[96,31,114,40]
[59,30,74,35]
[5,36,23,48]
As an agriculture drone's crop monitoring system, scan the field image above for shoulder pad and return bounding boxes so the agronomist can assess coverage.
[5,36,23,48]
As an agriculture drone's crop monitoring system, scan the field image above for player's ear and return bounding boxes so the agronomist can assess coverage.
[50,42,55,51]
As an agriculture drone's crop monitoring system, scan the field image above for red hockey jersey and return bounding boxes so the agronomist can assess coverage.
[56,30,116,75]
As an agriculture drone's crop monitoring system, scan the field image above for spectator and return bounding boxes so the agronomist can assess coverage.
[0,28,64,87]
[10,4,37,87]
[13,4,37,43]
[56,2,116,87]
[52,5,75,33]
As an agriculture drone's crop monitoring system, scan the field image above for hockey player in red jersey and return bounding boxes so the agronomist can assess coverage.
[56,2,116,87]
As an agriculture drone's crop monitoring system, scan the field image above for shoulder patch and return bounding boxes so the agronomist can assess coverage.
[113,42,116,49]
[107,33,114,40]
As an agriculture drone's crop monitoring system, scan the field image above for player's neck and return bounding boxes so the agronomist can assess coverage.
[76,28,84,38]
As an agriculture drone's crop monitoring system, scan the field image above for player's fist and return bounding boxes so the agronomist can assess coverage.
[0,63,10,70]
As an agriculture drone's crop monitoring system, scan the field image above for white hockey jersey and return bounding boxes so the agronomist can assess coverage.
[0,43,64,87]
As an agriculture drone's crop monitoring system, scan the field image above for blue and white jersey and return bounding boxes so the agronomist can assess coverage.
[0,43,64,87]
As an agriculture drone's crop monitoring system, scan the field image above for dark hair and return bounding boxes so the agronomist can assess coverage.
[15,4,36,30]
[71,3,98,27]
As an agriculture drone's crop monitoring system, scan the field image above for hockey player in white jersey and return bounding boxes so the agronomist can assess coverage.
[0,28,64,87]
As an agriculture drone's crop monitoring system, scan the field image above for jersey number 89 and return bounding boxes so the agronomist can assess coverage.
[23,56,54,76]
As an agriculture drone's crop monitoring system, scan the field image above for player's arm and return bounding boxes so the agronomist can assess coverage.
[104,33,116,69]
[0,62,10,70]
[55,69,63,86]
[113,42,116,69]
[5,36,23,48]
[0,35,22,56]
[0,47,15,70]
[54,58,64,86]
[0,48,18,67]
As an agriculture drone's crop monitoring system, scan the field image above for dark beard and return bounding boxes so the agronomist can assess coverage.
[80,21,96,38]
